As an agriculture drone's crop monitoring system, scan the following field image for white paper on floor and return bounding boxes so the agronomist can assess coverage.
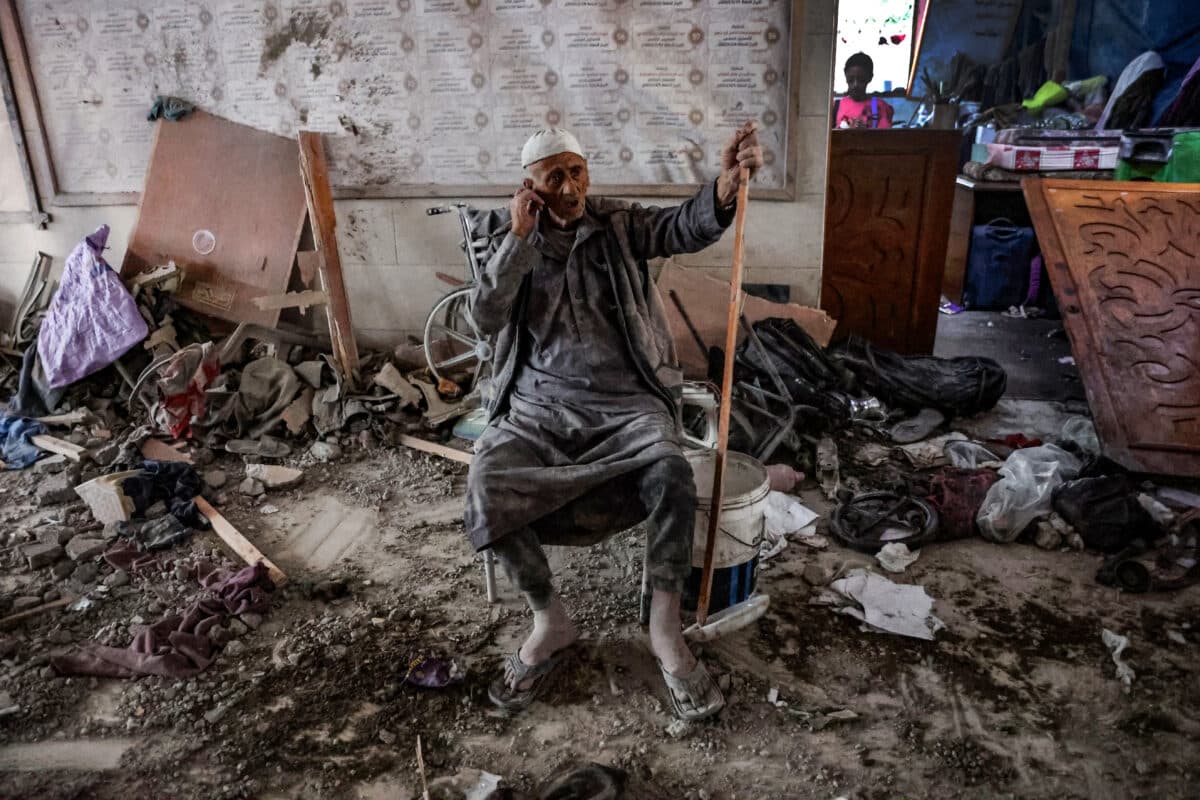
[813,568,945,640]
[1102,628,1136,687]
[876,542,920,573]
[761,492,823,561]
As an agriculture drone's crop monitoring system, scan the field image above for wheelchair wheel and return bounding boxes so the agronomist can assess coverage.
[423,287,492,388]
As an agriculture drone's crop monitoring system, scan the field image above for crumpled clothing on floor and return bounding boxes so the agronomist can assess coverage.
[927,468,1000,540]
[137,342,220,438]
[51,560,274,678]
[147,95,195,121]
[8,343,64,418]
[213,356,301,438]
[0,413,48,469]
[121,460,206,529]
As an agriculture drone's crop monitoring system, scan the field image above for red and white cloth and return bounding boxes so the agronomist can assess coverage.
[984,142,1119,172]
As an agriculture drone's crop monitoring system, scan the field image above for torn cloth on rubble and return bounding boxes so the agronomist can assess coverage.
[927,468,1000,540]
[37,225,148,389]
[215,356,302,438]
[8,343,65,418]
[135,342,220,439]
[0,414,48,469]
[121,460,206,529]
[52,560,274,678]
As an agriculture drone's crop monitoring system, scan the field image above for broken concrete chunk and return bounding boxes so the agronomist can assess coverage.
[203,469,228,490]
[51,560,76,580]
[32,454,69,475]
[74,470,140,525]
[238,478,265,497]
[245,464,304,490]
[73,563,99,585]
[22,542,63,569]
[309,441,342,463]
[65,537,106,562]
[37,473,78,507]
[802,563,831,587]
[103,570,130,588]
[37,525,75,546]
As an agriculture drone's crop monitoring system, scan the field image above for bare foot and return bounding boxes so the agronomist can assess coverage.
[648,589,696,676]
[507,595,579,691]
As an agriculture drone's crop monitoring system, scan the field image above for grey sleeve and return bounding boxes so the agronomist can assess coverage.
[470,232,539,335]
[625,179,735,261]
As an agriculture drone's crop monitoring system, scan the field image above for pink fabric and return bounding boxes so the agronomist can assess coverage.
[835,96,893,129]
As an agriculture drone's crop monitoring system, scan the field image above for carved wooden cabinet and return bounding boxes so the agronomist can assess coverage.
[819,129,961,353]
[1024,178,1200,476]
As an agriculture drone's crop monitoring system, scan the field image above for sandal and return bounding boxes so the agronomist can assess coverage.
[488,647,569,712]
[660,658,725,721]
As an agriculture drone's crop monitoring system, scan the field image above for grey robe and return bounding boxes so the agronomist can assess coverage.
[464,181,733,551]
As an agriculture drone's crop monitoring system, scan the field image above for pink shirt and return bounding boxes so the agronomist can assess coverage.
[834,96,894,129]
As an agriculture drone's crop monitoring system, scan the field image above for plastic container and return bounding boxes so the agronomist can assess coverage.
[681,450,769,613]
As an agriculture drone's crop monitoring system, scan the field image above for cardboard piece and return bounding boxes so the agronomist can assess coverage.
[656,263,838,379]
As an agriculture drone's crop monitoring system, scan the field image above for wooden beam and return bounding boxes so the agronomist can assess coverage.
[397,434,473,466]
[30,434,85,462]
[0,595,75,629]
[298,131,359,385]
[195,496,287,587]
[252,289,327,312]
[35,409,90,427]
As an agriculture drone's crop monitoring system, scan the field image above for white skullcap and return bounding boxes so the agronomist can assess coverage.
[520,128,585,168]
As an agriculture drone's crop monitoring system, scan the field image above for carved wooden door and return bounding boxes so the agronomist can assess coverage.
[819,130,961,354]
[1024,178,1200,476]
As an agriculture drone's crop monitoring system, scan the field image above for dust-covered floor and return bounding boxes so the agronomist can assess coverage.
[2,443,1198,799]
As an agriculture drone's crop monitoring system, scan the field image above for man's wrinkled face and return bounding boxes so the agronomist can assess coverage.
[527,152,589,227]
[845,65,872,101]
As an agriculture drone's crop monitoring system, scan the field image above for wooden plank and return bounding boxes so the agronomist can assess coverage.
[30,434,84,462]
[1022,178,1200,477]
[820,129,961,354]
[121,111,308,328]
[195,496,288,587]
[140,439,193,464]
[0,595,75,630]
[0,15,47,227]
[397,434,473,466]
[942,181,974,304]
[0,0,59,210]
[252,289,327,312]
[298,131,360,383]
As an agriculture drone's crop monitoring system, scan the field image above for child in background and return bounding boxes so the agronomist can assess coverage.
[834,52,894,129]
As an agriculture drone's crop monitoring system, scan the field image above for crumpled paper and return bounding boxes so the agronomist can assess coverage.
[812,568,945,640]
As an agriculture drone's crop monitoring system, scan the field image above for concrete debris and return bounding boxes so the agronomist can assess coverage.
[74,470,140,524]
[32,454,69,474]
[64,537,106,562]
[103,569,130,588]
[309,441,342,462]
[37,473,78,506]
[22,542,63,569]
[203,469,228,490]
[245,464,304,490]
[238,478,265,497]
[11,596,42,613]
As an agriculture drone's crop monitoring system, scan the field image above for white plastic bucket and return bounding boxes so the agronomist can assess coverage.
[686,450,770,569]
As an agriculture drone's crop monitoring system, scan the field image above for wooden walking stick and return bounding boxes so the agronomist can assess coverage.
[695,167,750,627]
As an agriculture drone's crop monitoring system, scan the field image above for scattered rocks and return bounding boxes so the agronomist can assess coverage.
[22,542,64,569]
[37,525,75,546]
[238,478,265,497]
[245,464,304,490]
[36,473,77,506]
[204,469,228,490]
[309,441,342,463]
[32,454,69,474]
[73,563,100,585]
[104,569,130,588]
[377,728,397,745]
[65,537,106,562]
[225,640,247,657]
[42,588,60,603]
[51,560,76,580]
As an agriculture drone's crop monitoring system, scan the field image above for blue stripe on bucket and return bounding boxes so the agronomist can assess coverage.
[729,562,740,609]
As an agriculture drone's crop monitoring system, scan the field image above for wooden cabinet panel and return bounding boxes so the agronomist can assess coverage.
[820,130,961,353]
[1023,178,1200,476]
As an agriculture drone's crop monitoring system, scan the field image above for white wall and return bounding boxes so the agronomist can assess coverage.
[0,0,836,350]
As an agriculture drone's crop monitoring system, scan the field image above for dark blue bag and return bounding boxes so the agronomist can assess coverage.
[963,218,1037,310]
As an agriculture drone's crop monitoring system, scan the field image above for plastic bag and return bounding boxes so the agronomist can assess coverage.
[945,440,1003,469]
[976,445,1082,542]
[37,225,148,388]
[1060,416,1100,456]
[831,336,1006,418]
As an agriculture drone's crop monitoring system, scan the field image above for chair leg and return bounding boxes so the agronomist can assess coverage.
[483,548,498,604]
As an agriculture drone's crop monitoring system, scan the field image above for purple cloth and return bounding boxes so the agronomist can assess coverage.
[37,225,148,389]
[51,560,274,678]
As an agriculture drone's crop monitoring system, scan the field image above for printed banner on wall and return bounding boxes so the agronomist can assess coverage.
[17,0,793,196]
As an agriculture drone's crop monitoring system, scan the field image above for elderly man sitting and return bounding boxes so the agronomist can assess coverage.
[465,123,762,721]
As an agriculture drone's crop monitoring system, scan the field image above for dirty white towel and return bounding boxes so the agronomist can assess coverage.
[815,568,945,640]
